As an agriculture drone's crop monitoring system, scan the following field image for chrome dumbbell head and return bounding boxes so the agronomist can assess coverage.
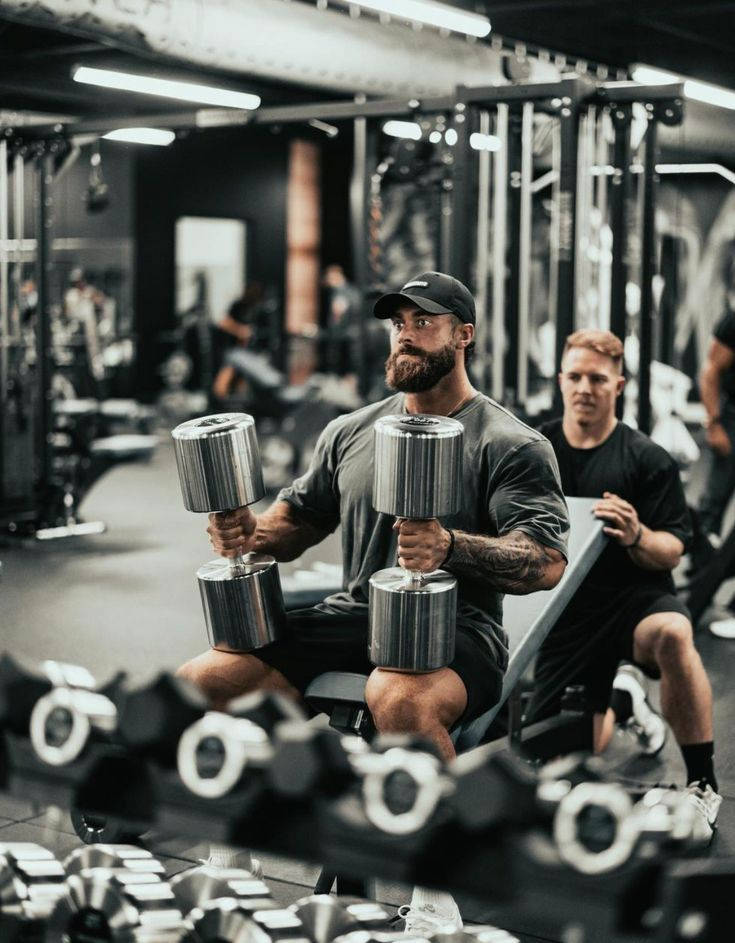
[177,712,272,799]
[0,843,67,933]
[45,870,186,942]
[29,687,117,766]
[184,898,273,943]
[171,864,270,919]
[65,845,166,877]
[372,414,463,520]
[171,413,264,513]
[289,895,357,943]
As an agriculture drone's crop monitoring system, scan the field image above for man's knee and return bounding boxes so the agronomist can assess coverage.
[652,615,695,666]
[365,670,461,734]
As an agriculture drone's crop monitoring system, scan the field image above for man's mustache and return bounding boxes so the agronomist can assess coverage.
[396,345,426,357]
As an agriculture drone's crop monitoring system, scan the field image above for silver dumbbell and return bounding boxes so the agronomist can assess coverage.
[0,843,67,937]
[172,413,287,653]
[171,864,271,921]
[369,414,463,672]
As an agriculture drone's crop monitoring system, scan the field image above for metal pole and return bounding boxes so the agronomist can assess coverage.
[609,106,631,346]
[350,98,375,399]
[491,105,508,403]
[553,96,580,410]
[506,109,523,403]
[0,140,7,507]
[517,102,534,406]
[35,151,54,498]
[449,95,473,287]
[13,152,24,339]
[474,109,491,392]
[638,117,658,435]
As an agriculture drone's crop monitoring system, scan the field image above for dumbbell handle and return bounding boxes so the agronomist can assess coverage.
[396,517,427,587]
[214,510,254,574]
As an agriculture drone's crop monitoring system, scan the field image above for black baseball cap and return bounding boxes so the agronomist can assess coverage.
[373,271,476,325]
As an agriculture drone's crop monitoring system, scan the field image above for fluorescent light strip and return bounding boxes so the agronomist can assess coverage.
[74,66,261,110]
[351,0,490,37]
[632,64,735,112]
[382,120,421,140]
[103,128,175,146]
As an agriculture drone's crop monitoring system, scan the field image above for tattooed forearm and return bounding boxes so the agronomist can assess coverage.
[446,529,566,593]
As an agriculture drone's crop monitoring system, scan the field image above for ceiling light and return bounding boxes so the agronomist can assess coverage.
[74,66,261,110]
[631,65,679,85]
[383,120,422,140]
[348,1,490,37]
[444,128,458,145]
[429,130,442,144]
[470,132,501,151]
[632,64,735,112]
[103,127,175,146]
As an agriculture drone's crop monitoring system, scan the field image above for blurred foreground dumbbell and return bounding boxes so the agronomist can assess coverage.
[170,863,271,920]
[47,845,187,942]
[0,653,102,740]
[176,690,304,800]
[291,895,393,943]
[172,413,286,653]
[0,843,67,942]
[369,416,463,672]
[185,898,310,943]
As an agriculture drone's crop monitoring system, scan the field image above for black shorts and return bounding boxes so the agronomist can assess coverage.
[252,606,503,727]
[527,588,691,720]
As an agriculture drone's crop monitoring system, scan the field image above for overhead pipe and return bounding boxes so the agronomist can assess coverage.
[0,0,559,98]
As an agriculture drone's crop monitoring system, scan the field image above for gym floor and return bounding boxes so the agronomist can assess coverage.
[1,432,734,942]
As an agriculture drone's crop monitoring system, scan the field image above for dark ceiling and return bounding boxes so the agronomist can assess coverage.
[481,0,735,90]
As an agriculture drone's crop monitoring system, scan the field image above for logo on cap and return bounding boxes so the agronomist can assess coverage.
[402,281,429,289]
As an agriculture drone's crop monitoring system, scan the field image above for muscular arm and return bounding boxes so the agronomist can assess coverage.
[208,499,331,562]
[699,338,734,420]
[218,315,251,343]
[447,529,566,594]
[627,527,684,572]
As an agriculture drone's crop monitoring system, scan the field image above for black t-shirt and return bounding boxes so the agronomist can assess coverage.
[713,305,735,404]
[539,419,691,597]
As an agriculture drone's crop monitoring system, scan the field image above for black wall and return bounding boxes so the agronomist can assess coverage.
[134,125,290,398]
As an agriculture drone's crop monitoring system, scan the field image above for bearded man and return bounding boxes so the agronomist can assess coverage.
[177,272,568,925]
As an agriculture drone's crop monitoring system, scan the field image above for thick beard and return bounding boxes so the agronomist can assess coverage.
[385,342,457,393]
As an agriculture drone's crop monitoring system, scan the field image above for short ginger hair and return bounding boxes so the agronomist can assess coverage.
[562,329,624,371]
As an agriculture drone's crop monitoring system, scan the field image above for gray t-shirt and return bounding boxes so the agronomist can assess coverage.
[277,393,569,668]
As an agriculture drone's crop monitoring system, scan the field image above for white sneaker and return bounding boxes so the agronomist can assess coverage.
[612,664,667,755]
[685,781,723,844]
[200,851,263,878]
[398,897,463,934]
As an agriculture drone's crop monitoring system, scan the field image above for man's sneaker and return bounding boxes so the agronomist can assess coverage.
[612,664,667,755]
[685,781,723,844]
[200,851,263,878]
[398,897,463,934]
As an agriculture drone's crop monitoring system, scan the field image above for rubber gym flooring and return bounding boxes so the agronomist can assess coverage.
[1,430,734,942]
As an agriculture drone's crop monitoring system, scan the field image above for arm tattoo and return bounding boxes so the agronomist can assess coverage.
[447,529,565,594]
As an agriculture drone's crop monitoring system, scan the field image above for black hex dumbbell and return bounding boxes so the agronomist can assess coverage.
[448,747,539,832]
[267,722,356,800]
[117,671,209,768]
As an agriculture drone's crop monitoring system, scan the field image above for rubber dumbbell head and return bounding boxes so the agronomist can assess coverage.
[449,748,538,831]
[228,690,306,732]
[268,722,354,799]
[29,686,117,766]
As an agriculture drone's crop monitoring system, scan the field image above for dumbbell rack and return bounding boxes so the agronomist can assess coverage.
[1,669,730,943]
